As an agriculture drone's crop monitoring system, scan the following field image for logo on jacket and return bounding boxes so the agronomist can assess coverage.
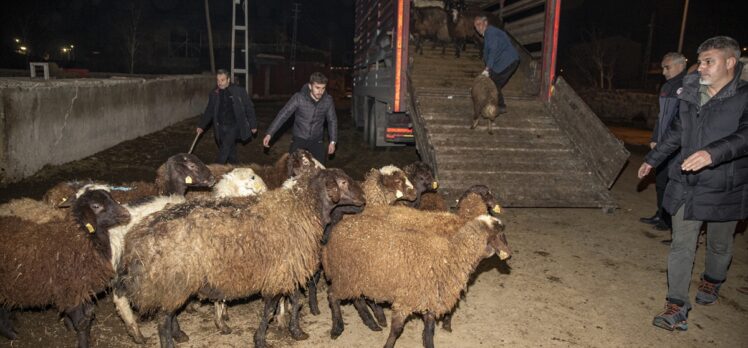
[676,87,683,95]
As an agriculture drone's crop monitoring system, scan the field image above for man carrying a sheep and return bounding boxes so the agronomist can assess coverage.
[263,72,338,164]
[196,69,258,164]
[473,14,519,114]
[638,36,747,331]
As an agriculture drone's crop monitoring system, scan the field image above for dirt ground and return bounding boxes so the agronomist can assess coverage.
[1,100,747,348]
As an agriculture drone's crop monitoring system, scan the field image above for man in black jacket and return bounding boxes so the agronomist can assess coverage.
[263,72,337,164]
[640,52,687,231]
[197,69,257,164]
[638,36,747,331]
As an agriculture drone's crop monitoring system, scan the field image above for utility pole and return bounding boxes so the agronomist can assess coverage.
[204,0,215,73]
[642,11,655,84]
[677,0,689,53]
[290,2,300,83]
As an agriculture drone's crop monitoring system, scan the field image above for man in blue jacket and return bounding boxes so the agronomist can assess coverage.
[640,52,687,231]
[638,36,747,331]
[196,69,257,164]
[263,72,338,164]
[474,14,519,114]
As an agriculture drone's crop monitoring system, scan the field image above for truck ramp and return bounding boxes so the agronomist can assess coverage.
[409,46,628,208]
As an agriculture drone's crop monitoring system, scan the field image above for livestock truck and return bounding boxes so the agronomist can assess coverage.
[351,0,629,210]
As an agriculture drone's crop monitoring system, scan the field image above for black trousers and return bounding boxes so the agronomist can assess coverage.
[489,59,520,108]
[290,136,326,165]
[216,125,240,164]
[655,161,672,227]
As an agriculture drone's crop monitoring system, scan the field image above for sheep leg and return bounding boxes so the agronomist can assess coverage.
[423,312,436,348]
[487,119,493,135]
[353,298,381,331]
[383,311,406,348]
[369,302,388,327]
[272,298,287,328]
[213,300,232,334]
[471,117,480,130]
[441,312,453,332]
[113,292,146,344]
[254,295,280,348]
[288,289,309,340]
[157,313,175,348]
[171,315,189,343]
[328,290,345,339]
[307,269,322,315]
[64,303,94,348]
[0,308,18,340]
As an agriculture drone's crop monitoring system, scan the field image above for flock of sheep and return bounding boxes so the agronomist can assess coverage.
[0,148,511,348]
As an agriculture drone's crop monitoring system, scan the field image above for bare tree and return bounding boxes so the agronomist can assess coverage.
[571,28,617,90]
[123,0,143,74]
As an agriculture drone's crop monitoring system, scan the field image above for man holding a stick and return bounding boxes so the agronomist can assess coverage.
[196,69,257,164]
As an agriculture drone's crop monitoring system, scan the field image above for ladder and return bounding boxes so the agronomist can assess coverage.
[230,0,251,95]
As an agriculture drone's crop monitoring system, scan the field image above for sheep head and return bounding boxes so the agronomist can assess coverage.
[156,153,216,195]
[63,184,131,259]
[457,185,502,218]
[314,169,365,227]
[378,165,418,203]
[213,168,268,198]
[403,161,438,196]
[287,149,325,178]
[476,215,511,261]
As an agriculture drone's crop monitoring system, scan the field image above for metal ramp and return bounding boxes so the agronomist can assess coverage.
[408,45,628,208]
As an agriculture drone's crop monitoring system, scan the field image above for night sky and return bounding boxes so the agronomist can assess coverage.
[1,0,745,87]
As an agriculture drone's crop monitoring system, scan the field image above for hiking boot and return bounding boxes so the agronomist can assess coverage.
[695,277,722,305]
[652,302,688,331]
[640,213,661,225]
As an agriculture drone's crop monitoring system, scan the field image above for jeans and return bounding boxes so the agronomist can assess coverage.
[290,136,327,165]
[216,125,239,164]
[667,205,736,307]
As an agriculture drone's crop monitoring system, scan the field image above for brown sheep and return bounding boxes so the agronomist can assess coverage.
[0,198,67,223]
[401,161,439,208]
[471,74,500,134]
[412,6,452,55]
[0,185,131,348]
[117,168,365,348]
[322,208,510,348]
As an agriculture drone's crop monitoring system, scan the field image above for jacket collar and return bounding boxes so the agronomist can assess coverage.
[679,61,745,105]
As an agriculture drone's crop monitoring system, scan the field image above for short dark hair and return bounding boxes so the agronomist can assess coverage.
[216,69,230,78]
[697,36,741,59]
[309,72,328,85]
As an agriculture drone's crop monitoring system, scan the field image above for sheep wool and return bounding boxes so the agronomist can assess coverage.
[0,198,67,223]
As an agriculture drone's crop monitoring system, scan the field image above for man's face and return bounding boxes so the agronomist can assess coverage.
[661,58,685,80]
[216,74,230,89]
[474,19,487,37]
[697,48,735,86]
[309,82,326,101]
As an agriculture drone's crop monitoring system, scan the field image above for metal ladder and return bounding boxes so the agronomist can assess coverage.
[230,0,251,95]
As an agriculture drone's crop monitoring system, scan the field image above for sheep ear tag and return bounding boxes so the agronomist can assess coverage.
[85,223,95,234]
[185,176,193,184]
[432,181,439,190]
[492,205,502,214]
[395,190,404,198]
[498,250,510,260]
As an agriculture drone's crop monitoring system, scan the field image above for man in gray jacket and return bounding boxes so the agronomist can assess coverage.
[263,72,338,163]
[638,36,747,331]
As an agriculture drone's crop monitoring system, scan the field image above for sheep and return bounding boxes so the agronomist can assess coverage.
[0,198,67,223]
[250,149,325,190]
[43,153,216,206]
[305,165,418,318]
[445,6,481,58]
[0,184,131,348]
[412,6,452,55]
[401,162,439,208]
[322,207,511,348]
[117,168,365,348]
[110,167,267,343]
[471,74,500,134]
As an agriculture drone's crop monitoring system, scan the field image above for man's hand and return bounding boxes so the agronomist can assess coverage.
[649,142,656,149]
[251,128,258,134]
[196,128,204,135]
[262,134,271,148]
[328,142,336,155]
[681,150,712,172]
[638,163,653,179]
[481,69,489,77]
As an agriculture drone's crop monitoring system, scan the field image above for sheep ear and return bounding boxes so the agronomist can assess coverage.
[325,174,341,203]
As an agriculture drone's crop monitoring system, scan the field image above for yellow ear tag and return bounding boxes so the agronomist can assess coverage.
[61,197,67,203]
[492,205,503,214]
[432,181,439,190]
[185,176,193,184]
[395,190,404,198]
[85,223,95,234]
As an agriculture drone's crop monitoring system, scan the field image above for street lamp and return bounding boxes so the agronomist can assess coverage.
[14,38,20,43]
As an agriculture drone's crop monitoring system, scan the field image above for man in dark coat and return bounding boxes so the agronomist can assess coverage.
[473,14,519,114]
[638,36,747,331]
[197,69,258,164]
[262,72,337,164]
[640,52,687,231]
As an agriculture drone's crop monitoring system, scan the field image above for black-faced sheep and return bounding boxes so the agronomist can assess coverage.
[322,208,511,348]
[250,149,325,190]
[117,168,365,348]
[0,184,131,348]
[412,6,452,55]
[401,162,439,208]
[471,74,500,134]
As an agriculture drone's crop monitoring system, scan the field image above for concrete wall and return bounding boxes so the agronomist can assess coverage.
[0,75,213,183]
[576,89,659,129]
